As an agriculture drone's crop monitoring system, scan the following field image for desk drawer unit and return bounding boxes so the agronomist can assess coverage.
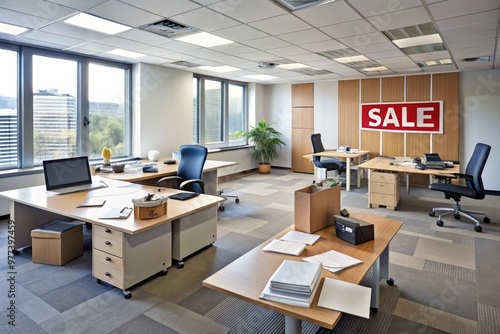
[92,223,172,299]
[370,171,400,210]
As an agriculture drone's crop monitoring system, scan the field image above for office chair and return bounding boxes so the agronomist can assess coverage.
[216,189,239,211]
[429,143,500,232]
[311,133,346,181]
[157,144,207,194]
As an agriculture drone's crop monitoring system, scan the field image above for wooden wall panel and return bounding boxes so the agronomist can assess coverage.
[432,73,459,161]
[360,78,380,157]
[292,107,314,129]
[291,83,314,107]
[292,128,314,173]
[338,80,360,148]
[381,77,404,156]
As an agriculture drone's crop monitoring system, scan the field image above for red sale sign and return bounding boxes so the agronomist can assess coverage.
[361,101,443,133]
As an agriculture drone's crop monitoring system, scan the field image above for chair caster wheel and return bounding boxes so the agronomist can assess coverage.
[429,211,435,217]
[386,278,394,286]
[12,249,20,255]
[474,225,482,232]
[370,307,378,315]
[454,213,461,220]
[484,217,490,224]
[96,279,102,284]
[235,198,240,203]
[124,291,132,299]
[160,269,168,276]
[176,261,184,269]
[436,220,444,227]
[219,205,225,211]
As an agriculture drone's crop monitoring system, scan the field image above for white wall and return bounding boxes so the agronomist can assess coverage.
[460,69,500,189]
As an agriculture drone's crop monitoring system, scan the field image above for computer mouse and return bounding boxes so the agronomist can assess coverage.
[413,157,422,164]
[415,164,426,170]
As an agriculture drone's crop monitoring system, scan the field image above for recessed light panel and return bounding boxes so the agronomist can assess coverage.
[198,65,240,73]
[105,48,145,59]
[393,34,442,49]
[0,22,29,36]
[334,55,369,64]
[243,74,278,81]
[278,63,310,69]
[176,32,233,48]
[64,13,131,35]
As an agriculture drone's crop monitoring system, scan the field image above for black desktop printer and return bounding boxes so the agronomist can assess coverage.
[334,215,374,245]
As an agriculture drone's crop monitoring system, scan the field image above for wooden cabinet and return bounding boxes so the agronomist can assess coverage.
[92,223,171,298]
[291,83,314,173]
[369,171,400,210]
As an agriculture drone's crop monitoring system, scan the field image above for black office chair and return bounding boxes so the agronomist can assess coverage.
[311,133,345,181]
[157,144,207,194]
[429,143,500,232]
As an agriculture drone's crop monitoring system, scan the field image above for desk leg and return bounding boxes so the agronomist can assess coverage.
[346,158,351,192]
[367,169,371,207]
[285,316,301,334]
[371,246,390,313]
[406,173,410,195]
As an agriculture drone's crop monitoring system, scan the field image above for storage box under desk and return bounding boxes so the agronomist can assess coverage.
[31,220,83,266]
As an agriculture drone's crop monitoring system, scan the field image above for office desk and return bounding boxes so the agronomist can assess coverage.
[100,159,238,195]
[304,150,370,191]
[0,178,223,298]
[203,213,402,334]
[358,156,459,195]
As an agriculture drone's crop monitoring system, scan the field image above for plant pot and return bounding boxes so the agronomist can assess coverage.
[258,163,271,174]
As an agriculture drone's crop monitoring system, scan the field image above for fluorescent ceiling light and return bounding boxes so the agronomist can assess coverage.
[176,32,233,48]
[278,63,310,69]
[424,58,452,66]
[64,13,131,35]
[105,48,145,59]
[0,22,29,35]
[393,34,442,48]
[198,65,240,73]
[334,55,368,63]
[361,66,388,72]
[243,74,278,81]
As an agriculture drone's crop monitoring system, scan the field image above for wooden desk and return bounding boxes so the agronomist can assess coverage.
[357,156,459,199]
[0,177,223,298]
[303,150,370,191]
[100,159,238,195]
[203,213,402,334]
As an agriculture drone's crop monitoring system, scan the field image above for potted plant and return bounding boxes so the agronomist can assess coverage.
[240,119,286,174]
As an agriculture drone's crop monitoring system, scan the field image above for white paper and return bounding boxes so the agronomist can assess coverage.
[280,230,320,245]
[318,278,371,319]
[262,239,306,256]
[302,250,362,273]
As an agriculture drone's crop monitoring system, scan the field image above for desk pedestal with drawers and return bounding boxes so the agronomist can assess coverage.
[369,171,400,210]
[92,224,171,299]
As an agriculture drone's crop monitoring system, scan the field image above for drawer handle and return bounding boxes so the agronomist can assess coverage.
[105,272,111,277]
[105,228,111,233]
[105,257,111,262]
[105,241,111,245]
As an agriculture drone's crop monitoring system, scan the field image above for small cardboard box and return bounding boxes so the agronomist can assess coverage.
[134,202,167,219]
[31,221,83,266]
[294,184,341,233]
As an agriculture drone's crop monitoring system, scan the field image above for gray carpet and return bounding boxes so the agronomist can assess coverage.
[1,169,500,333]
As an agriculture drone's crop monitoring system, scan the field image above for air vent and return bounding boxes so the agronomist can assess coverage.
[270,0,333,11]
[464,56,490,62]
[258,62,276,69]
[171,61,201,68]
[139,19,198,38]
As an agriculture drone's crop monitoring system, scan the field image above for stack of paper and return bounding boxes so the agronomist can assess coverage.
[279,230,320,245]
[260,260,322,308]
[318,278,371,319]
[302,250,362,273]
[262,239,306,256]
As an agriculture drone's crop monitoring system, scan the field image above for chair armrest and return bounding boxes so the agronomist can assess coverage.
[453,173,473,181]
[157,176,182,188]
[485,189,500,196]
[180,179,205,193]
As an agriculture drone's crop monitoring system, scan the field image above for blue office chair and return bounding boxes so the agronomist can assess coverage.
[157,144,207,194]
[429,143,500,232]
[311,133,345,180]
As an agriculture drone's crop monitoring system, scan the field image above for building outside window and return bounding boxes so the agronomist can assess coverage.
[0,48,18,169]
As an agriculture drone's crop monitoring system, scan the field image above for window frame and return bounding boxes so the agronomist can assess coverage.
[193,74,248,149]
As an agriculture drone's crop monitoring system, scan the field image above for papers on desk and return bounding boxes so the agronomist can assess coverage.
[262,239,306,256]
[318,278,371,319]
[260,260,322,308]
[279,230,320,245]
[302,250,362,273]
[77,198,106,208]
[99,207,133,219]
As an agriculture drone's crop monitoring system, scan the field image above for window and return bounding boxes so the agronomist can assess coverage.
[193,75,247,148]
[0,48,18,169]
[0,44,132,170]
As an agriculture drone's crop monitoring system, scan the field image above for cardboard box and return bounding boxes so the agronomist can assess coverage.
[134,202,167,220]
[31,221,83,266]
[294,184,341,233]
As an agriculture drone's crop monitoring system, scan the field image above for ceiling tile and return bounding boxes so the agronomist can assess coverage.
[268,45,309,57]
[157,40,201,52]
[428,0,499,20]
[436,10,499,31]
[338,32,389,48]
[320,19,377,39]
[119,0,201,17]
[17,30,85,48]
[116,29,172,46]
[210,55,250,64]
[0,0,76,20]
[213,25,269,41]
[409,50,451,62]
[237,50,280,61]
[444,30,497,44]
[171,7,240,32]
[65,42,114,53]
[447,38,497,51]
[439,20,498,37]
[293,1,362,27]
[208,0,287,23]
[186,48,228,58]
[348,0,422,16]
[287,53,328,63]
[40,22,107,41]
[366,6,430,31]
[211,43,257,55]
[248,14,312,35]
[300,39,347,53]
[351,42,399,54]
[365,49,406,60]
[0,10,52,29]
[46,0,109,11]
[277,29,331,45]
[94,36,152,50]
[87,1,163,28]
[242,36,291,49]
